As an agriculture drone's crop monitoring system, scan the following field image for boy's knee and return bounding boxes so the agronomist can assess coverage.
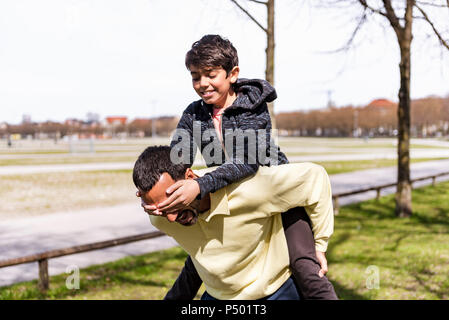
[291,258,338,300]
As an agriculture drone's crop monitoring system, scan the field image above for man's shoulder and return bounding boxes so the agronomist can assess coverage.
[258,162,325,176]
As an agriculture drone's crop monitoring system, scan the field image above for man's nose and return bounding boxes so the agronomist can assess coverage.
[166,212,178,222]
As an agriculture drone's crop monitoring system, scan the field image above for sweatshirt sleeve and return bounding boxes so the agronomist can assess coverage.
[263,163,334,252]
[194,163,259,198]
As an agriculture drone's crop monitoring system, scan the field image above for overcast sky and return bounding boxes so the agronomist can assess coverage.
[1,0,448,124]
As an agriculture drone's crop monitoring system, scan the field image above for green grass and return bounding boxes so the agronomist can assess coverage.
[326,181,449,299]
[1,180,448,300]
[0,247,200,300]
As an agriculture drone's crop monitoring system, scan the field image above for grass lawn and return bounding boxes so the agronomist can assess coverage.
[326,181,449,299]
[1,180,448,300]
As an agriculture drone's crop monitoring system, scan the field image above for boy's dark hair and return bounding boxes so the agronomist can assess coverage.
[185,34,239,75]
[133,146,189,192]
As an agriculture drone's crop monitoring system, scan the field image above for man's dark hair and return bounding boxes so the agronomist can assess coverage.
[185,34,239,75]
[133,146,189,192]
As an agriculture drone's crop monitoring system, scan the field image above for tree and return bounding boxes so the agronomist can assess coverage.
[324,0,449,217]
[230,0,277,129]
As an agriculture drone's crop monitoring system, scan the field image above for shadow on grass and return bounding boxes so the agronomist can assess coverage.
[326,232,352,258]
[411,272,448,300]
[332,280,369,300]
[342,195,449,232]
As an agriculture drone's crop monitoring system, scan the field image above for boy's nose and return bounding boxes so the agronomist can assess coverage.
[199,76,209,88]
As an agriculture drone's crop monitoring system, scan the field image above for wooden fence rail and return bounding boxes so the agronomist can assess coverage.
[0,230,164,292]
[332,171,449,215]
[1,170,448,292]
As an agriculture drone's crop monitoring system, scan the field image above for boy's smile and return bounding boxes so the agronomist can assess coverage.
[189,65,239,109]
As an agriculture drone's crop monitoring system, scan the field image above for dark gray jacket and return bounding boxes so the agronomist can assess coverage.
[170,78,288,198]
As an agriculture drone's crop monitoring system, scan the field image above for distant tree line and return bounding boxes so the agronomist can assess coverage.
[276,96,449,138]
[0,116,180,140]
[2,96,448,140]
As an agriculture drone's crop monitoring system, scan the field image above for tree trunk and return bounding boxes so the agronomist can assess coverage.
[395,34,413,218]
[266,0,276,130]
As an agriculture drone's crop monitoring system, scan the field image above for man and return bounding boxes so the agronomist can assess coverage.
[133,146,335,300]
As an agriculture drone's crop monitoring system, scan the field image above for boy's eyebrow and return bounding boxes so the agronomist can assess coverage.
[190,67,219,75]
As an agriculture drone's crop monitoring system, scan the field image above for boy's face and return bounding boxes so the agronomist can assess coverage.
[189,65,239,108]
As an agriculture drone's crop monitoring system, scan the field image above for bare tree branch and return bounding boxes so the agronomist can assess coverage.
[325,9,369,53]
[382,0,404,36]
[402,0,414,44]
[415,3,449,50]
[247,0,267,4]
[357,0,388,18]
[230,0,267,33]
[416,0,448,8]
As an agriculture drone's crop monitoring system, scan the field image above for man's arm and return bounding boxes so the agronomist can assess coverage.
[164,255,203,300]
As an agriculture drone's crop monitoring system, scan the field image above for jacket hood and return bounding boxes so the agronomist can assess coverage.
[230,78,277,110]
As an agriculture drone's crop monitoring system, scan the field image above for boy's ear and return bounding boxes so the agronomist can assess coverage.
[185,168,196,180]
[228,66,239,83]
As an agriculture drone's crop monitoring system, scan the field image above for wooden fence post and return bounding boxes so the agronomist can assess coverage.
[38,258,49,292]
[333,196,339,216]
[376,188,381,201]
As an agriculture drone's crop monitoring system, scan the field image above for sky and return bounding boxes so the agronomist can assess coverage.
[1,0,448,124]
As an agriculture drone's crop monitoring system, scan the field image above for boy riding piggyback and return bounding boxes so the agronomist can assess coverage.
[142,34,338,300]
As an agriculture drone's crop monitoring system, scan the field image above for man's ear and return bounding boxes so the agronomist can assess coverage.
[228,66,239,84]
[185,168,196,180]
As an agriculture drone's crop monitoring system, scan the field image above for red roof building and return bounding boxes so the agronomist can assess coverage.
[105,116,127,125]
[366,99,397,108]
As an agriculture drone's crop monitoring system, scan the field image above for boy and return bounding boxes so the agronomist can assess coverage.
[142,34,337,299]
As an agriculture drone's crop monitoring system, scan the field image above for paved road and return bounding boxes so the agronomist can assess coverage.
[1,159,449,287]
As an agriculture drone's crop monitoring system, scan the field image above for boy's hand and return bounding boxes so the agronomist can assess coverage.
[316,250,328,277]
[157,180,200,213]
[136,190,163,216]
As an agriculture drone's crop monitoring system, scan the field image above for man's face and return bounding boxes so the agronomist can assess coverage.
[138,173,199,226]
[189,65,238,108]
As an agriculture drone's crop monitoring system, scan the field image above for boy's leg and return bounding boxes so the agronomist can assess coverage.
[281,207,338,300]
[164,255,203,300]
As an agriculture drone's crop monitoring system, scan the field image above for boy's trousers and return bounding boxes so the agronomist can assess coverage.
[281,206,338,300]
